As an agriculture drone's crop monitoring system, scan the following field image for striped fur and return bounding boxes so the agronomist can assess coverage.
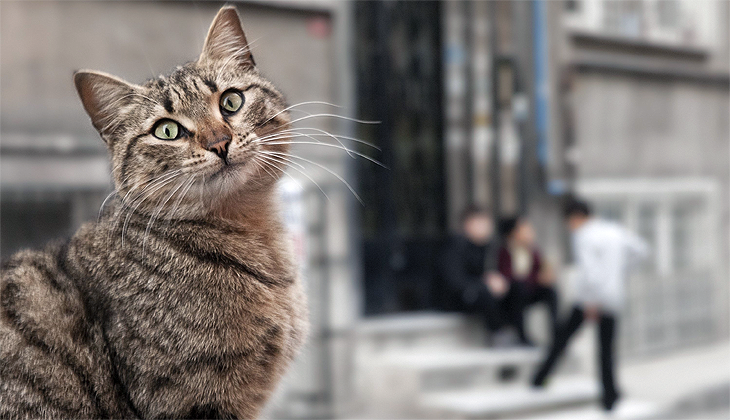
[0,7,307,419]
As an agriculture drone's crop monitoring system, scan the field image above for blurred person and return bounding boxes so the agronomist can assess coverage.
[497,217,558,346]
[438,206,512,344]
[532,199,649,411]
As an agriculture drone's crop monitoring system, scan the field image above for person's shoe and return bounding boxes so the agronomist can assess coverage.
[602,391,621,411]
[531,373,546,389]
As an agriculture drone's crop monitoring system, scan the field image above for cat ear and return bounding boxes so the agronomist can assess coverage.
[200,6,255,67]
[74,70,136,139]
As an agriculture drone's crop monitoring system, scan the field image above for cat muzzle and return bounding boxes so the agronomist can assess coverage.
[207,137,231,163]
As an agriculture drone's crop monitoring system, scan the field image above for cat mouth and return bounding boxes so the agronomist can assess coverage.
[208,146,260,182]
[210,161,246,180]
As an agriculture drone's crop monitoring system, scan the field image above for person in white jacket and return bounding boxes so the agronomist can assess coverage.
[532,199,648,411]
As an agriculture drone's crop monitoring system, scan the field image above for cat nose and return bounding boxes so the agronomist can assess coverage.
[206,136,231,162]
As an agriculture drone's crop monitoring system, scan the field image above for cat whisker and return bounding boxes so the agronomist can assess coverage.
[120,169,185,210]
[273,128,381,151]
[286,113,380,126]
[117,172,182,223]
[283,126,363,157]
[173,175,198,218]
[257,153,329,202]
[142,175,193,253]
[98,190,118,221]
[260,140,388,169]
[251,154,279,182]
[261,150,364,205]
[257,101,343,128]
[254,128,381,169]
[120,172,184,246]
[255,155,305,191]
[257,128,355,158]
[160,175,199,238]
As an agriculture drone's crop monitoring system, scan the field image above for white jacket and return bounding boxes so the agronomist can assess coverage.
[572,219,649,313]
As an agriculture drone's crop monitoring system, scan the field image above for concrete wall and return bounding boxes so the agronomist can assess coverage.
[1,1,335,147]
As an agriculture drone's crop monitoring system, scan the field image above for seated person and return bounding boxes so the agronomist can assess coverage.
[498,217,558,346]
[438,206,511,340]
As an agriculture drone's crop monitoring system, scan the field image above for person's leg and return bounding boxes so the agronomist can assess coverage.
[532,305,584,387]
[598,313,619,410]
[505,282,531,344]
[466,287,504,333]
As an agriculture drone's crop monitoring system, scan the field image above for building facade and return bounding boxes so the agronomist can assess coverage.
[556,0,730,357]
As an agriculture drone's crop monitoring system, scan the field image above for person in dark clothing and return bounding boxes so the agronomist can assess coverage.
[438,206,510,336]
[497,217,558,346]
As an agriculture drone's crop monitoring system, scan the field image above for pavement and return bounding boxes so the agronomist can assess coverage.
[620,341,730,408]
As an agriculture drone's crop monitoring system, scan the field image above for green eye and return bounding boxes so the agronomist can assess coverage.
[153,120,180,140]
[220,90,243,114]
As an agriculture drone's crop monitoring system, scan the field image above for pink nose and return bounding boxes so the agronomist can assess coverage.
[206,136,231,161]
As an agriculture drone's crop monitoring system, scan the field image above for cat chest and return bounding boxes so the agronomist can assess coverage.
[109,283,293,409]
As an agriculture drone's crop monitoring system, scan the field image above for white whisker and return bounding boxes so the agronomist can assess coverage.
[261,141,388,169]
[257,153,329,202]
[262,150,364,205]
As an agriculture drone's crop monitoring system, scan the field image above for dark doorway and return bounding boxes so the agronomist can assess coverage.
[355,1,445,315]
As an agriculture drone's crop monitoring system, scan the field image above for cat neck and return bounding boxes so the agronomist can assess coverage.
[209,186,281,230]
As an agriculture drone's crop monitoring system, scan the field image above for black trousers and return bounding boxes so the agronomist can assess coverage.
[462,283,558,337]
[504,282,558,343]
[533,306,618,405]
[462,287,507,332]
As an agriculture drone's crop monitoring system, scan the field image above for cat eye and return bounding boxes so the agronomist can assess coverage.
[220,90,244,115]
[153,119,181,140]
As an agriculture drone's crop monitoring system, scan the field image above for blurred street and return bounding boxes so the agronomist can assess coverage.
[1,0,729,418]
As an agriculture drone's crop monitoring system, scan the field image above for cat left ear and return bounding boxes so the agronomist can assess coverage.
[200,6,255,67]
[74,70,137,140]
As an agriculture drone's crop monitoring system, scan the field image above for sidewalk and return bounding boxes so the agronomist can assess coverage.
[620,340,730,408]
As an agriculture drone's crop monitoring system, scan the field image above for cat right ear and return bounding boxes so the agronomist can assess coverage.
[74,70,136,140]
[200,6,255,67]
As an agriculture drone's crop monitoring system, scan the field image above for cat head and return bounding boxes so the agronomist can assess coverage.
[74,6,290,219]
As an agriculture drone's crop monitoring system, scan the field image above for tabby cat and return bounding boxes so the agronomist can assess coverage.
[0,6,308,419]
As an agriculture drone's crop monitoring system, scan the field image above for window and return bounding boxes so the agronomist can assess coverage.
[603,0,644,38]
[563,0,716,48]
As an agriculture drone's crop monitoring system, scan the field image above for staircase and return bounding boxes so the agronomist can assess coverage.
[352,312,597,418]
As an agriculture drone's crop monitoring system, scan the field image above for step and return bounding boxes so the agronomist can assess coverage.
[375,346,543,369]
[419,376,600,419]
[352,312,487,414]
[358,347,582,418]
[354,312,485,350]
[372,347,545,391]
[521,399,662,420]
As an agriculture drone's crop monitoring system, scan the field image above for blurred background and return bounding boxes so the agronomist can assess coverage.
[1,0,729,418]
